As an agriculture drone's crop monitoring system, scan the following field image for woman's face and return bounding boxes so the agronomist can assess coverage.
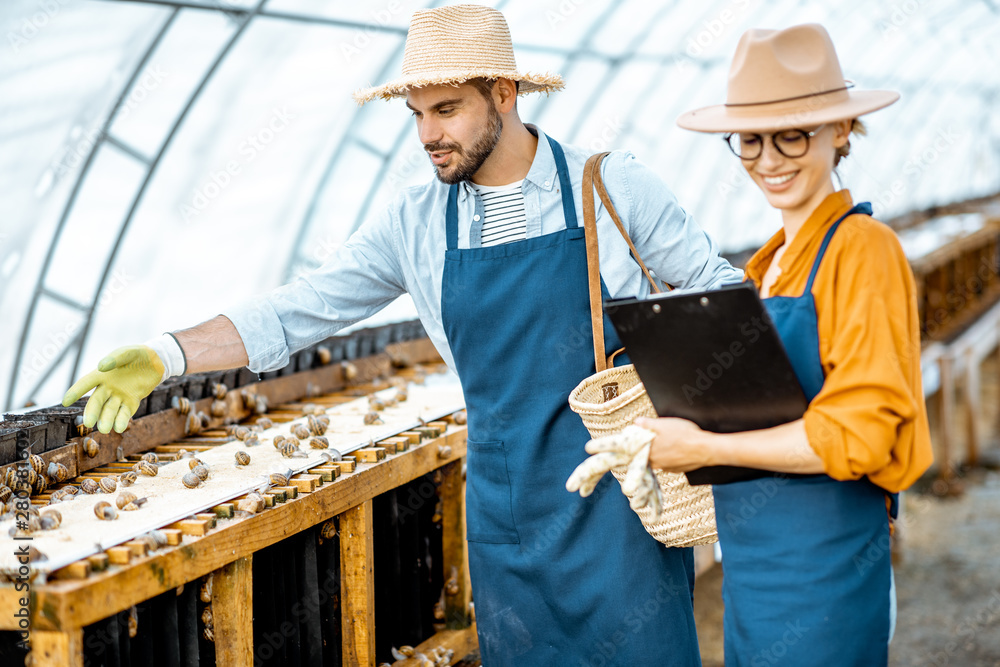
[740,120,851,217]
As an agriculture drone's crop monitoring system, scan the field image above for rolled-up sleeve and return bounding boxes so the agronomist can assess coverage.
[614,152,744,290]
[803,224,927,489]
[224,204,407,372]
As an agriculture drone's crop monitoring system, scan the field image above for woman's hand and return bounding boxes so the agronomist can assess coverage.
[634,417,714,472]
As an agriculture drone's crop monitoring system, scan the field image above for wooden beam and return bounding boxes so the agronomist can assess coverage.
[28,629,83,667]
[18,430,466,632]
[340,500,375,667]
[964,348,981,467]
[438,459,471,629]
[213,556,253,667]
[938,355,955,479]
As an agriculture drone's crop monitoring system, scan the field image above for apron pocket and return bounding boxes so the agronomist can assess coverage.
[466,439,520,544]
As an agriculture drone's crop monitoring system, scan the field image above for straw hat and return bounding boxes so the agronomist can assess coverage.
[353,4,564,105]
[677,23,899,133]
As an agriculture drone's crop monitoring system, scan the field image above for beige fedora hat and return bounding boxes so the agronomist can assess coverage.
[677,23,899,133]
[353,4,564,105]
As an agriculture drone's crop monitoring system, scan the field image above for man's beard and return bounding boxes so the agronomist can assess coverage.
[426,101,503,185]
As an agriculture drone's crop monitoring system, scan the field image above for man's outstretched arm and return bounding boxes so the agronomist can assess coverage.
[61,315,249,434]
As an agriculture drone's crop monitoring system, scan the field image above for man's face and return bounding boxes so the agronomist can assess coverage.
[406,83,503,184]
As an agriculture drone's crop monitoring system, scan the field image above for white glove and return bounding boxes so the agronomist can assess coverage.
[566,425,664,521]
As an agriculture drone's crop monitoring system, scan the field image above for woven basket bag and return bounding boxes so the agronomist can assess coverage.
[568,153,717,548]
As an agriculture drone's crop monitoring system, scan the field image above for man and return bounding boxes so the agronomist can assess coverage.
[64,5,740,665]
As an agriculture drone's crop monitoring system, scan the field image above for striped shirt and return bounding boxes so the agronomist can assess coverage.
[471,180,527,247]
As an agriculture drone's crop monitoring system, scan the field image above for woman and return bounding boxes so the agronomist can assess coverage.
[639,24,934,666]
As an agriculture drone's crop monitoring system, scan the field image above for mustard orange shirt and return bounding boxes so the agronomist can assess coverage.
[744,190,933,492]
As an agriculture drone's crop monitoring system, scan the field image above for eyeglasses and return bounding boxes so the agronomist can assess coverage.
[723,125,827,160]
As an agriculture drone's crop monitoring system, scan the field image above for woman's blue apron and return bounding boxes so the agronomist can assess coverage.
[440,136,701,667]
[712,203,893,666]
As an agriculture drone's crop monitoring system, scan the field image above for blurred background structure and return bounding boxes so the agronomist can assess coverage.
[3,0,999,413]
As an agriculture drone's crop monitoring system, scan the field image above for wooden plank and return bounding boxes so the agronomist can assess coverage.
[213,556,253,667]
[390,625,478,667]
[86,553,109,573]
[355,447,386,463]
[28,629,83,667]
[289,475,319,493]
[340,500,375,667]
[161,529,183,546]
[50,561,90,581]
[174,519,210,536]
[964,348,981,467]
[21,430,465,631]
[105,547,131,566]
[938,355,955,479]
[438,460,471,629]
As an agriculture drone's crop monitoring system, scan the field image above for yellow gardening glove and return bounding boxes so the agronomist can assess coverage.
[62,346,165,434]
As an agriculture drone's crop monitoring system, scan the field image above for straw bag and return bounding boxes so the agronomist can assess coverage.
[568,152,717,548]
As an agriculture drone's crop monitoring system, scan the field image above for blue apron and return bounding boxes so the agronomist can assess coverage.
[440,136,701,667]
[712,203,893,666]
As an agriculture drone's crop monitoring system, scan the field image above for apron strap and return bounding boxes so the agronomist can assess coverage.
[445,184,459,251]
[547,136,579,229]
[583,152,667,372]
[804,202,873,292]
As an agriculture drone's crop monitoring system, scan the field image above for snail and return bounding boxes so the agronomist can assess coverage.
[256,417,274,430]
[254,396,268,415]
[200,576,213,603]
[269,471,290,487]
[308,415,329,435]
[83,436,100,458]
[32,474,48,495]
[119,470,137,487]
[278,441,300,458]
[171,395,191,415]
[292,424,310,440]
[62,485,79,496]
[188,458,204,470]
[121,497,147,512]
[316,346,331,365]
[29,454,45,474]
[135,461,158,477]
[210,400,227,418]
[320,450,343,463]
[94,501,118,521]
[244,434,260,448]
[39,509,61,530]
[368,396,385,411]
[452,410,467,425]
[0,485,11,504]
[182,472,201,489]
[47,462,70,483]
[235,451,250,466]
[395,388,408,403]
[363,412,383,426]
[116,491,137,510]
[25,468,38,487]
[141,452,158,464]
[98,476,117,493]
[341,361,358,381]
[271,435,286,450]
[212,383,228,400]
[192,465,210,482]
[80,478,100,494]
[185,413,203,436]
[308,436,329,450]
[233,426,251,441]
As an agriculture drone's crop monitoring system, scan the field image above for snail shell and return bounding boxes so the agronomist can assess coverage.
[39,509,62,530]
[135,460,158,477]
[188,458,204,470]
[256,418,274,430]
[363,412,383,425]
[308,436,329,450]
[244,434,260,448]
[146,530,167,548]
[320,450,343,463]
[452,410,467,425]
[0,485,11,504]
[25,468,38,487]
[171,395,191,414]
[62,485,79,495]
[192,465,210,481]
[368,396,385,411]
[182,472,201,489]
[269,471,289,487]
[185,413,203,436]
[271,435,286,449]
[254,396,268,415]
[94,501,117,520]
[278,442,299,458]
[98,476,117,493]
[341,361,358,380]
[30,454,45,473]
[316,346,331,365]
[122,499,146,511]
[80,478,100,494]
[212,383,228,400]
[83,436,100,458]
[307,415,326,436]
[141,452,159,464]
[235,451,250,466]
[116,491,138,509]
[47,462,69,483]
[200,576,213,603]
[292,424,310,440]
[234,426,251,441]
[119,470,137,487]
[210,400,227,418]
[320,521,337,540]
[33,474,48,495]
[395,388,408,403]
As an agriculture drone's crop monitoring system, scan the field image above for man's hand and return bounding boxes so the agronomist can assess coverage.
[62,346,165,434]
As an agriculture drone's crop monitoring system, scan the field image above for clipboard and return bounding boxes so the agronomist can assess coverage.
[605,282,809,485]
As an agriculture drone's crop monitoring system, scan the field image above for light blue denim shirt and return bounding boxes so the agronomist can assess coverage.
[224,126,743,372]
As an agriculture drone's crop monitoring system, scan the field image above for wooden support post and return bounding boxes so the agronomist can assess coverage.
[938,355,955,480]
[29,629,83,667]
[340,500,375,667]
[213,556,253,667]
[438,459,472,629]
[964,348,981,467]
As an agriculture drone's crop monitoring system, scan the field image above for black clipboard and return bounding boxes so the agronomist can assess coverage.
[605,282,808,485]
